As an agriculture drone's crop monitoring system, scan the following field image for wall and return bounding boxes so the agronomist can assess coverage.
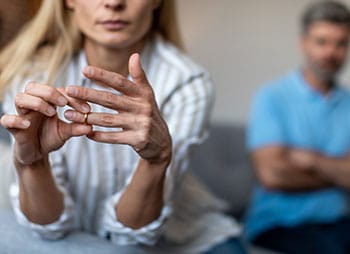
[177,0,350,124]
[0,1,41,48]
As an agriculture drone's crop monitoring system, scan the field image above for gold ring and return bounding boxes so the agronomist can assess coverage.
[83,113,89,124]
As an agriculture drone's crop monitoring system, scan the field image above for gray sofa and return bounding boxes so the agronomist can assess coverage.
[191,124,255,220]
[0,103,278,254]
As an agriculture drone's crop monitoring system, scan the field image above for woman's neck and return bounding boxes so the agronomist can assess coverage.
[83,38,148,77]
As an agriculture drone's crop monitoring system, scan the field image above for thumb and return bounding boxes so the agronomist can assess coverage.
[129,53,148,85]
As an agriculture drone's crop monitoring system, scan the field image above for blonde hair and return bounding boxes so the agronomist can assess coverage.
[0,0,182,98]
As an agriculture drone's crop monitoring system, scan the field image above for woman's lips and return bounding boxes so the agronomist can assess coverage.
[98,20,130,30]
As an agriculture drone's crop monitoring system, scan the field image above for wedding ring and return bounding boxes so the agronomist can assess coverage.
[83,113,89,124]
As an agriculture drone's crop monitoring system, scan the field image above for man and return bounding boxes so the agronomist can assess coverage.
[246,1,350,253]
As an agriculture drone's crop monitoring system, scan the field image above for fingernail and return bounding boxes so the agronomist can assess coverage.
[22,120,30,128]
[82,104,90,113]
[58,97,67,106]
[64,111,73,119]
[84,67,92,76]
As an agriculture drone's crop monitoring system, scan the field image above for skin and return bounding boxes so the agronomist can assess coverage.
[0,0,172,229]
[252,21,350,192]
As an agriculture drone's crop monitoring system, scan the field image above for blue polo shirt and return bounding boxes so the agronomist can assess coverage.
[245,70,350,241]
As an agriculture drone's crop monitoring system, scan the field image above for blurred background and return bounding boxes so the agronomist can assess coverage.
[176,0,350,124]
[2,2,350,252]
[0,0,41,48]
[3,0,350,125]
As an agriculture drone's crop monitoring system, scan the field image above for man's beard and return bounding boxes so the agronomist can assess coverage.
[309,60,342,83]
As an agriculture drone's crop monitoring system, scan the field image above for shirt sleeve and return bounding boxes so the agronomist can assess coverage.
[3,79,76,240]
[100,71,214,246]
[247,86,286,150]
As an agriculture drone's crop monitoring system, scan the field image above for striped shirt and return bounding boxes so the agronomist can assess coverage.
[3,35,240,253]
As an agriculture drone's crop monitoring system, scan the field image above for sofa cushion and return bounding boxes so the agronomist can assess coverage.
[190,124,256,220]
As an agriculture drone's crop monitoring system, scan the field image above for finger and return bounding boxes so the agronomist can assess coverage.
[0,114,31,130]
[58,121,92,141]
[129,53,148,85]
[57,87,90,113]
[15,93,57,117]
[87,130,136,145]
[82,66,140,96]
[25,82,68,106]
[64,110,131,129]
[15,106,30,115]
[65,86,138,112]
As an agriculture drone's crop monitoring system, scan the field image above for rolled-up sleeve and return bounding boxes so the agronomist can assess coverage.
[102,189,171,245]
[100,71,213,245]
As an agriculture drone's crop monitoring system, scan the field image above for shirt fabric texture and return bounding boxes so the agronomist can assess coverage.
[245,70,350,241]
[3,35,240,253]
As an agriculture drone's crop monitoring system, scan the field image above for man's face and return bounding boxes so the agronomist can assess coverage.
[301,21,350,80]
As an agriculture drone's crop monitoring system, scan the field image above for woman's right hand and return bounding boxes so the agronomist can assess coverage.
[0,82,92,166]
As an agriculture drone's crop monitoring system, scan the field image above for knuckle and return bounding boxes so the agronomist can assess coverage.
[79,87,87,98]
[14,94,23,106]
[141,103,153,117]
[101,114,115,126]
[47,87,56,98]
[74,87,88,99]
[112,75,122,86]
[98,69,105,79]
[110,134,121,143]
[142,117,152,130]
[8,117,17,127]
[24,81,36,92]
[134,115,147,129]
[103,92,116,107]
[33,99,43,111]
[139,130,150,145]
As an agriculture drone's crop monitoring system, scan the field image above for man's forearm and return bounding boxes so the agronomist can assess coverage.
[314,155,350,189]
[257,158,331,191]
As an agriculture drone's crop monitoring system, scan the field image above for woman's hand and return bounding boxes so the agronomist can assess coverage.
[64,53,172,165]
[0,83,92,166]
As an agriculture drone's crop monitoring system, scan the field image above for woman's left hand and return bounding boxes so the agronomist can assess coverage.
[64,53,172,165]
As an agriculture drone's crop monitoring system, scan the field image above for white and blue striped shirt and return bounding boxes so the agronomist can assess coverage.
[3,35,240,253]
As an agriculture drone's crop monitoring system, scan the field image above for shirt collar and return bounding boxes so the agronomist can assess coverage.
[294,69,344,103]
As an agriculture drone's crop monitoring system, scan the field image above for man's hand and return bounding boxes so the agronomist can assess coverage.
[288,148,319,170]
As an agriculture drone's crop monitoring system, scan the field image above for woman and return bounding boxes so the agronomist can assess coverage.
[0,1,244,253]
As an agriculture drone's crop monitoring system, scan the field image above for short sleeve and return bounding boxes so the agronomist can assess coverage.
[247,86,286,150]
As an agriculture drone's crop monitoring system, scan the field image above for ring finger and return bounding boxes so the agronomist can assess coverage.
[64,110,132,129]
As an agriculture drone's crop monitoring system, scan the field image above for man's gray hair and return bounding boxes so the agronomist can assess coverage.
[301,1,350,33]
